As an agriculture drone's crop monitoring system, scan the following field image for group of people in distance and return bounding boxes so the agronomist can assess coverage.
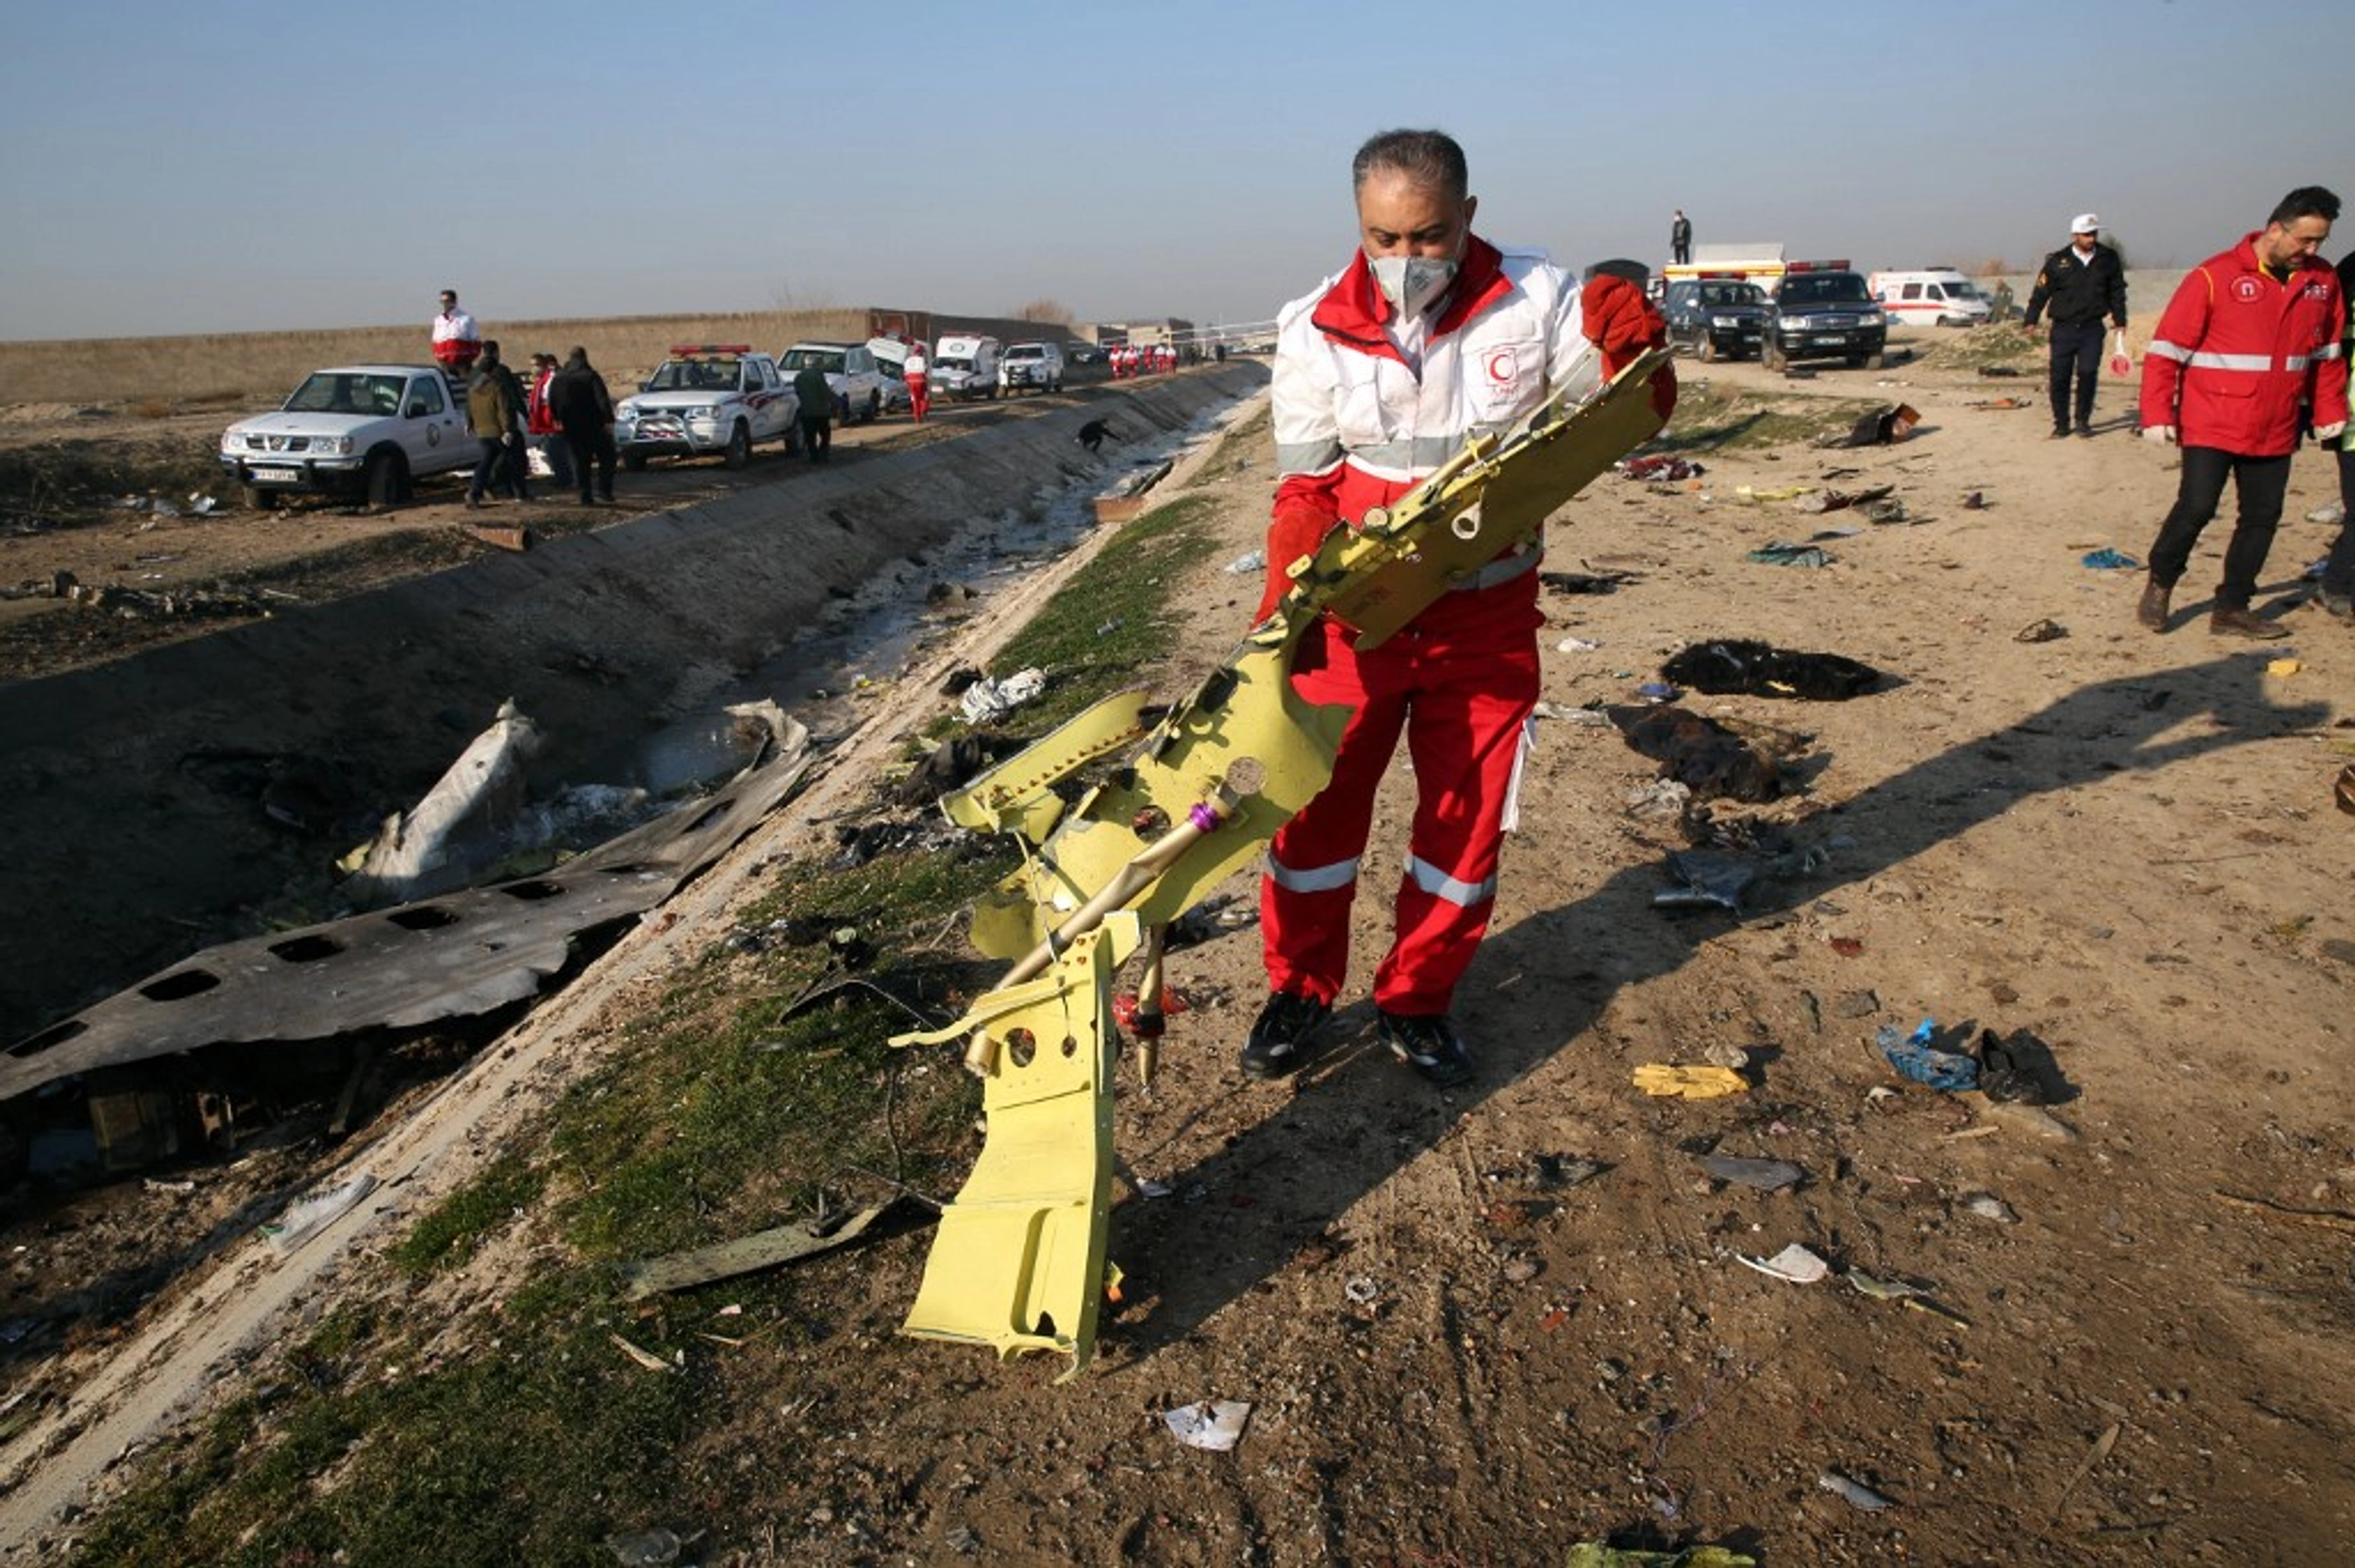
[431,289,615,508]
[1108,343,1175,378]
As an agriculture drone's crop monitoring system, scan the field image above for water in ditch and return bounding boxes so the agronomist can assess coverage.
[541,398,1257,846]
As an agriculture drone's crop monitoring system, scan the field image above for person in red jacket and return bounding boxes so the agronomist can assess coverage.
[523,353,573,488]
[1238,128,1672,1090]
[2137,186,2348,639]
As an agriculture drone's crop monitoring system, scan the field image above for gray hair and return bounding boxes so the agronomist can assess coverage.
[1351,130,1468,202]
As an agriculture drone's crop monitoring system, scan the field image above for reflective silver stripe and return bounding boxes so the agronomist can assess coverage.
[1405,853,1497,907]
[2315,343,2344,361]
[1499,716,1535,834]
[2186,351,2272,372]
[1276,437,1343,477]
[1452,543,1540,593]
[1347,433,1468,474]
[2285,355,2311,372]
[2144,338,2192,363]
[1268,853,1358,894]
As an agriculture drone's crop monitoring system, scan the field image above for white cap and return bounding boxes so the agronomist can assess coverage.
[2071,212,2101,235]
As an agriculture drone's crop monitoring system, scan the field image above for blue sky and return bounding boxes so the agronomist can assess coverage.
[3,0,2348,342]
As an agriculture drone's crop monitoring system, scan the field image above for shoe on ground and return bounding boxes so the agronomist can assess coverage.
[2074,425,2094,439]
[2048,427,2070,440]
[1240,990,1330,1081]
[465,495,484,510]
[2209,607,2289,640]
[2319,590,2354,622]
[1377,1010,1475,1088]
[2136,578,2171,632]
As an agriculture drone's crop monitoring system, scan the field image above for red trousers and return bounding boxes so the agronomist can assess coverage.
[1261,613,1538,1015]
[906,374,930,421]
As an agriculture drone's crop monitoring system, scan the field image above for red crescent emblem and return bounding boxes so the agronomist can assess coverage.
[1486,347,1518,383]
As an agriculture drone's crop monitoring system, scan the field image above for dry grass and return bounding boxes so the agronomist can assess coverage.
[0,309,880,411]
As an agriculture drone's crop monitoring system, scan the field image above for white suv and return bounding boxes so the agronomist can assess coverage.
[778,342,890,424]
[999,341,1065,395]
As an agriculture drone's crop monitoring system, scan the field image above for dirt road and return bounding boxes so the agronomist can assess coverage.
[5,330,2353,1562]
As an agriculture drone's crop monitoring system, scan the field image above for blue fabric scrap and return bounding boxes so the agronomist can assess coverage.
[1877,1017,1979,1092]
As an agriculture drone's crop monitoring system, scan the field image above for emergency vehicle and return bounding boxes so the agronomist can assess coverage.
[1868,269,1993,327]
[614,346,799,470]
[931,335,1003,401]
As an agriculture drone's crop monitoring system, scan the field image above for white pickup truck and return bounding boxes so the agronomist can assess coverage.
[614,346,800,470]
[219,364,475,509]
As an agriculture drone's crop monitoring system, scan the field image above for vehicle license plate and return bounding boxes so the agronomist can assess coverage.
[252,467,302,485]
[1814,337,1847,347]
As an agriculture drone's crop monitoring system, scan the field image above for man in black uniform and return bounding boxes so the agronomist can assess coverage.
[2023,212,2130,439]
[1671,208,1693,266]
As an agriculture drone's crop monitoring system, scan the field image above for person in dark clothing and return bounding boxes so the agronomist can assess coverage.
[1075,418,1118,454]
[2321,249,2355,622]
[465,340,531,507]
[548,347,617,504]
[1670,209,1692,266]
[2022,212,2130,439]
[790,363,833,463]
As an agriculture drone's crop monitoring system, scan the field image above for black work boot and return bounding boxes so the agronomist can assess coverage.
[1240,991,1331,1081]
[2136,577,2171,632]
[1376,1010,1475,1088]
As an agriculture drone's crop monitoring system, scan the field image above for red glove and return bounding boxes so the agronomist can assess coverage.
[1256,500,1334,623]
[1580,273,1667,378]
[1580,273,1677,423]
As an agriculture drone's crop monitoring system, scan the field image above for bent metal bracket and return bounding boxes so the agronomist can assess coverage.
[889,350,1672,1380]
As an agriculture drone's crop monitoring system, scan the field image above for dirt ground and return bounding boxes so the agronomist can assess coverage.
[0,389,1014,686]
[5,326,2354,1563]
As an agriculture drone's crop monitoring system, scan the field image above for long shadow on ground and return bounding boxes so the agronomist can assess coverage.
[1110,651,2324,1350]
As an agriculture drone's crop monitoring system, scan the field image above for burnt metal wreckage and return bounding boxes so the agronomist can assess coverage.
[883,352,1675,1380]
[1,715,815,1167]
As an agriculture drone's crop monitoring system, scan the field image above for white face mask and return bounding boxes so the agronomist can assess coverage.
[1369,255,1457,317]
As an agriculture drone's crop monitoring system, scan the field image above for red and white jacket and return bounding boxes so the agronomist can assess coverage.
[1270,235,1602,642]
[2140,234,2347,455]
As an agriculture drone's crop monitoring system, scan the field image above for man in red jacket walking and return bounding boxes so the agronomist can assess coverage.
[2137,186,2348,639]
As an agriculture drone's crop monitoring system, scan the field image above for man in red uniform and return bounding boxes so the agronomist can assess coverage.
[431,289,481,377]
[2137,186,2347,639]
[1241,129,1671,1088]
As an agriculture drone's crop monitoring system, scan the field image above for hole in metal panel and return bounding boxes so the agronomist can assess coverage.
[498,880,566,902]
[7,1018,86,1059]
[385,905,460,931]
[140,969,221,1001]
[1060,1035,1078,1058]
[1005,1028,1037,1069]
[268,934,344,964]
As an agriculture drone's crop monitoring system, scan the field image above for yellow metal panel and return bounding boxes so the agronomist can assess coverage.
[899,913,1139,1380]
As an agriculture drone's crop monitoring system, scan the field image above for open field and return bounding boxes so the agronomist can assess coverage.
[2,312,2351,1564]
